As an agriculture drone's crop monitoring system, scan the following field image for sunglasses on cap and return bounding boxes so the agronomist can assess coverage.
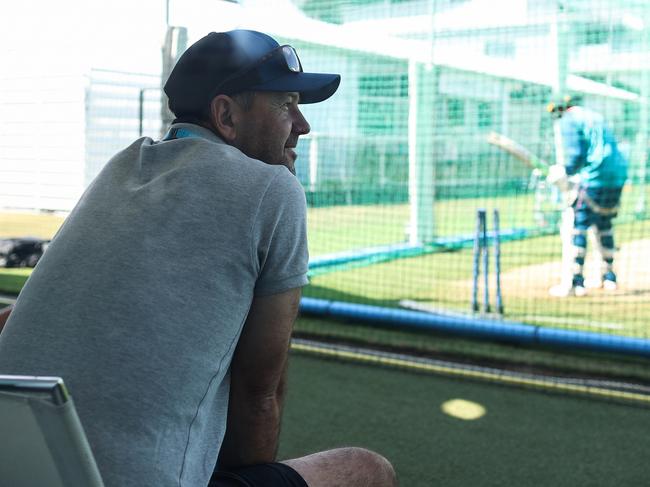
[213,45,303,97]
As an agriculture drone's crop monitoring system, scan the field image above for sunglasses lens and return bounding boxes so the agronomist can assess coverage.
[282,46,301,72]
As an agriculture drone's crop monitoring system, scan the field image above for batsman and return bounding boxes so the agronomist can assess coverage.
[546,95,629,297]
[488,95,628,297]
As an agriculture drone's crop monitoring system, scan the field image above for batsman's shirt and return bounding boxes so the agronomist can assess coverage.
[0,123,309,487]
[560,106,628,188]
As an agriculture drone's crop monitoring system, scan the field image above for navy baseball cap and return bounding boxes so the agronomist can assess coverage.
[164,29,341,116]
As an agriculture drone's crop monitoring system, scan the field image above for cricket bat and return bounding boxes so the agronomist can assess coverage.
[487,131,577,207]
[486,132,550,176]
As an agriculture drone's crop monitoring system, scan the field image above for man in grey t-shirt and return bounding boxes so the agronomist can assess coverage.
[0,30,397,487]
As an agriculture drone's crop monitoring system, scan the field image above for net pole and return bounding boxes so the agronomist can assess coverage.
[472,209,482,313]
[550,1,570,167]
[138,88,145,137]
[481,210,490,313]
[408,60,436,245]
[633,12,649,218]
[494,208,503,315]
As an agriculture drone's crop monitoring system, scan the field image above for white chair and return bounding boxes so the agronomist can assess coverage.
[0,375,104,487]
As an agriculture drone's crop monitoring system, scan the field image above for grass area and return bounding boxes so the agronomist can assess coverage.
[307,193,539,255]
[280,353,650,487]
[307,184,649,256]
[0,269,31,295]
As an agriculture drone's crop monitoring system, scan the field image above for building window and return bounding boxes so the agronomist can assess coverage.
[583,23,610,45]
[478,102,492,128]
[447,98,465,127]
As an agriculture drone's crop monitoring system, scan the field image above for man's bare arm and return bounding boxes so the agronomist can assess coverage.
[217,287,301,469]
[0,304,13,334]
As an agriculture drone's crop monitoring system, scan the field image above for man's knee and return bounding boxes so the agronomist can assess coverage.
[345,447,396,485]
[283,446,397,487]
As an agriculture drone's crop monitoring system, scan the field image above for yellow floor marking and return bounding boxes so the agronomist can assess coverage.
[441,399,486,420]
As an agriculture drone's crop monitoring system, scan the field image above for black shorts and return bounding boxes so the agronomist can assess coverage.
[209,463,308,487]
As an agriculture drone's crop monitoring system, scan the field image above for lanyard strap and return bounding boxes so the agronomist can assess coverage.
[161,127,201,141]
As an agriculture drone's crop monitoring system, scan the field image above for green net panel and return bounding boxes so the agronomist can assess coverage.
[289,0,650,335]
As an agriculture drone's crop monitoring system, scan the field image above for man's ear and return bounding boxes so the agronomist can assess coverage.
[209,95,240,142]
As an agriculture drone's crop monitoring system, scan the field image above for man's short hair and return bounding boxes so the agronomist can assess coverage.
[230,91,256,112]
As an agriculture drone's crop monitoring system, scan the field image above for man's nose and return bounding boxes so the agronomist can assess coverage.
[292,108,310,135]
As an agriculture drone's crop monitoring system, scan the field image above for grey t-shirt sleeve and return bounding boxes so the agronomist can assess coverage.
[253,169,309,296]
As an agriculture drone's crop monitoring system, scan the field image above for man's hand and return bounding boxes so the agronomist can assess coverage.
[547,164,569,190]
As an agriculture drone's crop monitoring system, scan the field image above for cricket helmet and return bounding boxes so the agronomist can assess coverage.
[546,94,581,117]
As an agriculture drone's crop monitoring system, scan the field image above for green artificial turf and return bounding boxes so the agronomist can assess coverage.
[0,269,31,296]
[306,194,539,256]
[279,353,650,487]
